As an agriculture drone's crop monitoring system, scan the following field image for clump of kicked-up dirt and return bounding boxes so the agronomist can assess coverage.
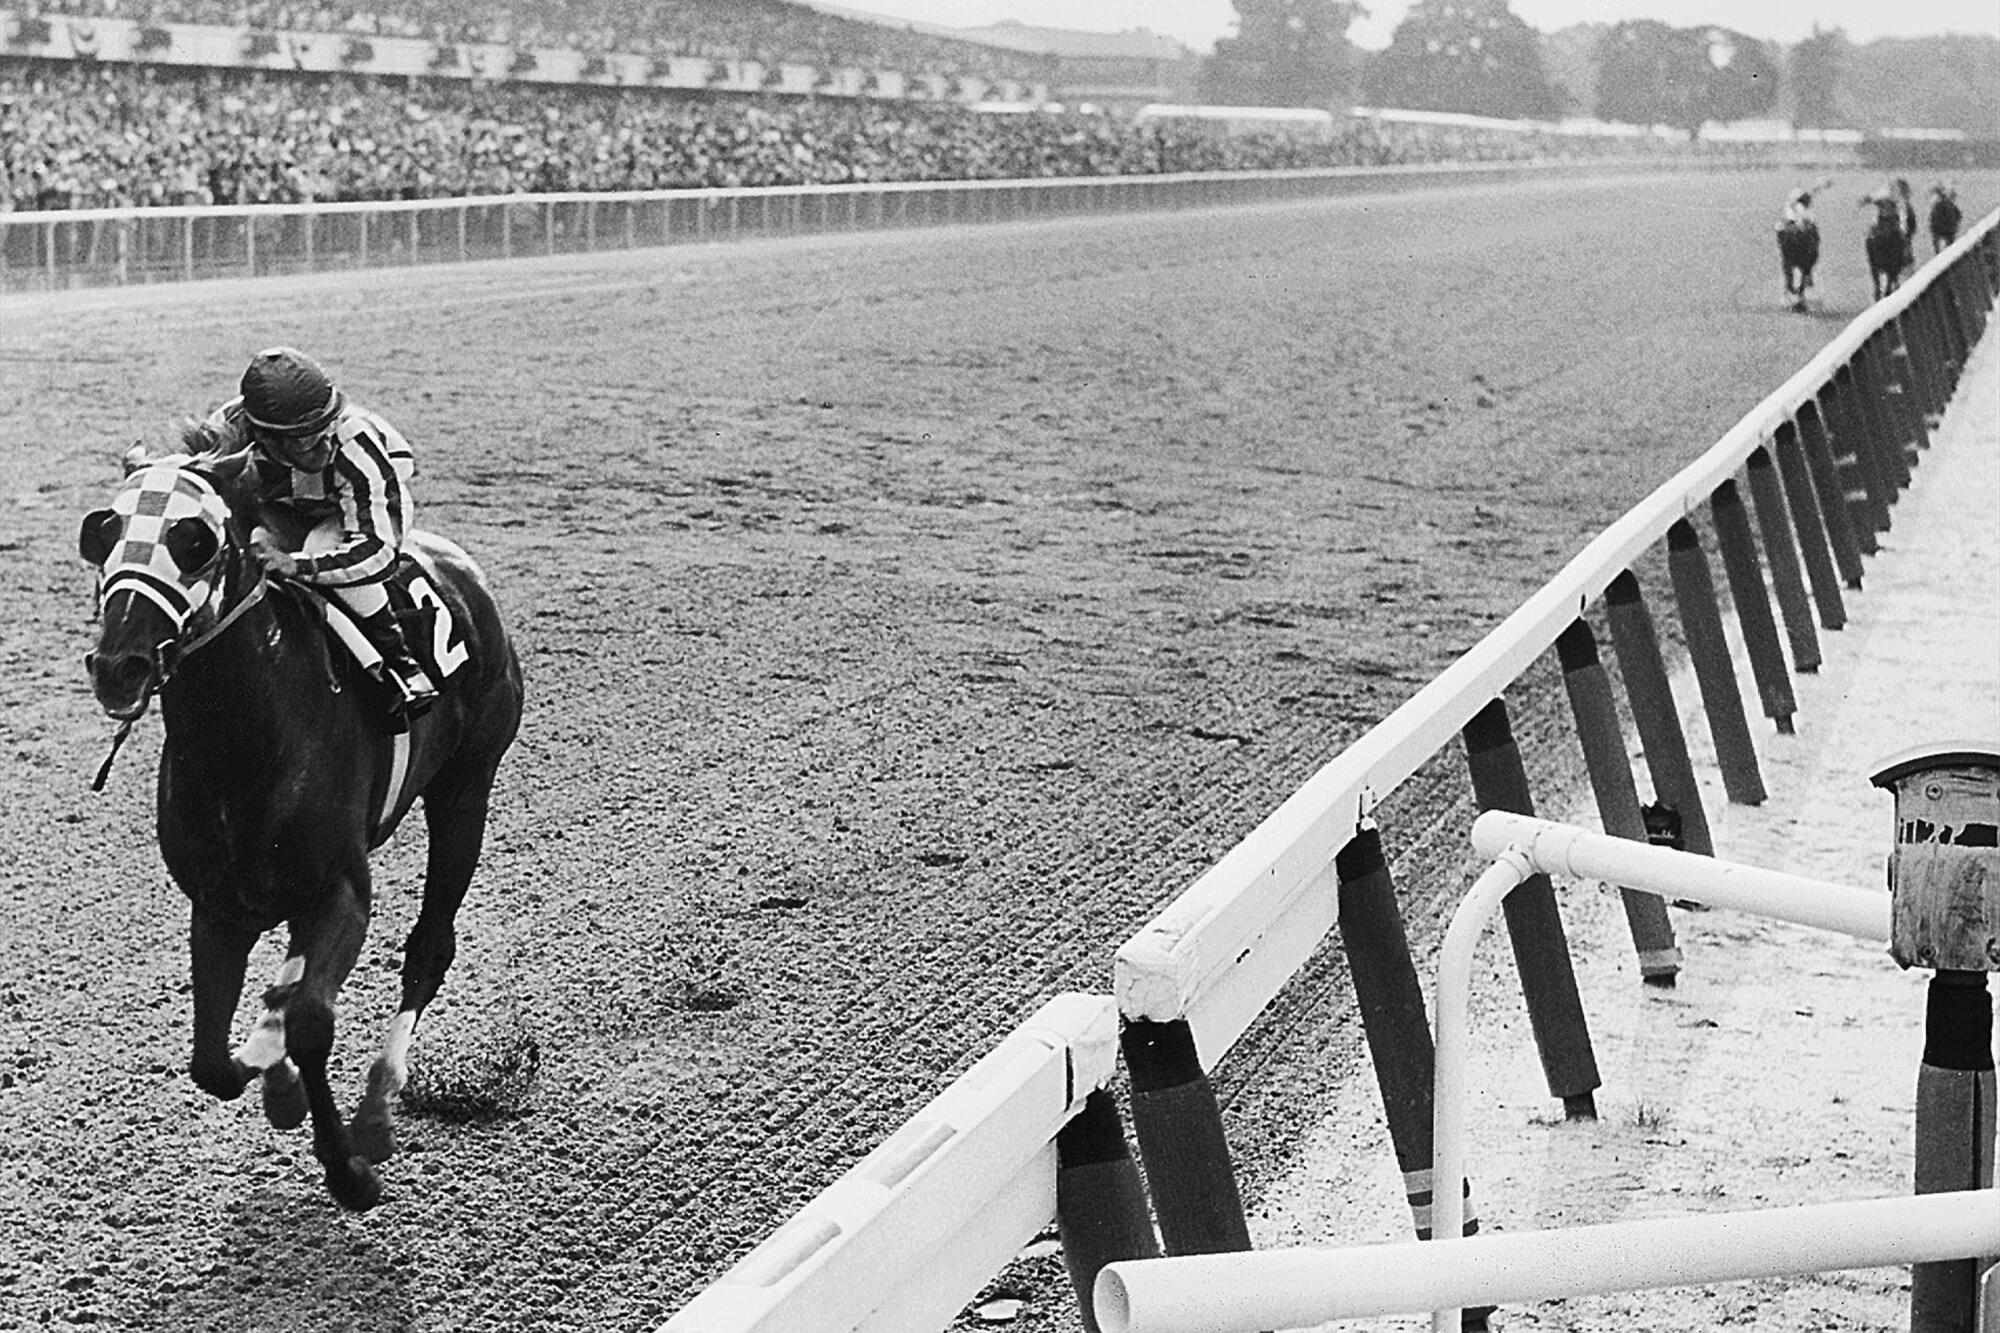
[400,994,541,1122]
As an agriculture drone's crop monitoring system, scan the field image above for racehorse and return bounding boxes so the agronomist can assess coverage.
[78,433,524,1210]
[1776,220,1820,312]
[1863,196,1906,301]
[1929,186,1962,254]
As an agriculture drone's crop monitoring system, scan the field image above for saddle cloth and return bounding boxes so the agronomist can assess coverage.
[310,553,468,689]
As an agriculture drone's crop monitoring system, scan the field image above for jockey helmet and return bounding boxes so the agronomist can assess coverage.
[240,347,345,439]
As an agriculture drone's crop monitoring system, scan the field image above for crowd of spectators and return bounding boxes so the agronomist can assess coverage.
[16,0,1048,85]
[0,60,1550,209]
[1,58,1719,212]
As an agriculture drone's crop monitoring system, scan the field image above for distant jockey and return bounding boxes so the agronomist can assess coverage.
[1780,180,1828,230]
[1892,178,1920,273]
[1776,179,1829,312]
[196,347,439,717]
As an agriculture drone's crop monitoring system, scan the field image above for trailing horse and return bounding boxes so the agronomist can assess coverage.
[1863,197,1906,301]
[1776,220,1820,312]
[79,438,524,1210]
[1929,188,1962,255]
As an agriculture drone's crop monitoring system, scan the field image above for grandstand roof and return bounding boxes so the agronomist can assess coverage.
[954,21,1187,59]
[800,3,1187,59]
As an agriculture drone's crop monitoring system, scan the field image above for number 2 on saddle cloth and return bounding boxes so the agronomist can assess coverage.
[310,556,470,706]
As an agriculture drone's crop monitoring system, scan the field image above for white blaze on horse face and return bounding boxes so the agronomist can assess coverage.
[231,954,305,1070]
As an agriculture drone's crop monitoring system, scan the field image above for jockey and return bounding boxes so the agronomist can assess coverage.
[1778,181,1826,231]
[1775,181,1828,310]
[203,346,439,716]
[1862,187,1904,229]
[1892,178,1919,270]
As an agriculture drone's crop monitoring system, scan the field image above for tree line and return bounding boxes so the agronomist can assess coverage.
[1197,0,1999,137]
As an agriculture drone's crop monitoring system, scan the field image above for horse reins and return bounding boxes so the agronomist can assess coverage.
[92,717,139,792]
[90,548,271,793]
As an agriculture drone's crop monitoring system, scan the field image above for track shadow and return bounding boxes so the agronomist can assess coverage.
[138,1187,416,1332]
[1755,297,1860,325]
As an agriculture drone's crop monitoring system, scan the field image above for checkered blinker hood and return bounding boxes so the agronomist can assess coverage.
[82,458,232,632]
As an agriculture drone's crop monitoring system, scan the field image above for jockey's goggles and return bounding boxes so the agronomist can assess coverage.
[243,384,344,441]
[252,422,340,469]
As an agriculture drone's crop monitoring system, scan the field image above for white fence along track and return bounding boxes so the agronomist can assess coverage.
[660,207,1999,1330]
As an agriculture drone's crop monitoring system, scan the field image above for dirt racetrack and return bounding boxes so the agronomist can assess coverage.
[4,166,1994,1332]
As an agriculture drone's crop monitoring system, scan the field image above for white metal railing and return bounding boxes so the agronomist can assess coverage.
[1090,812,1983,1333]
[1092,1190,2000,1332]
[1112,206,2000,1068]
[0,157,1700,294]
[1431,812,1891,1330]
[1467,810,1892,941]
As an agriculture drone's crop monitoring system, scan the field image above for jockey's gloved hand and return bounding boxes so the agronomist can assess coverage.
[250,528,299,579]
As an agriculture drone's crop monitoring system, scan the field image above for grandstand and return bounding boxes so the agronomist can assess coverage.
[0,52,1714,212]
[0,1,1049,102]
[5,0,1982,219]
[805,5,1199,110]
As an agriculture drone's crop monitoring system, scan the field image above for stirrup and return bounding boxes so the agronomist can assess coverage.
[384,664,438,718]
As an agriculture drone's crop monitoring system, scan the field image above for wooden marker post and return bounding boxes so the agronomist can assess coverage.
[1120,1018,1251,1258]
[1870,742,2000,1333]
[1057,1086,1161,1333]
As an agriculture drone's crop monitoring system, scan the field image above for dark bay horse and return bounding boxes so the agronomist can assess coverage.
[1863,196,1907,300]
[79,441,524,1210]
[1776,220,1820,312]
[1929,188,1962,254]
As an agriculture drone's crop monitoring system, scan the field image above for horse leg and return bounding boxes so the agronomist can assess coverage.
[286,877,381,1211]
[188,909,259,1101]
[230,954,307,1130]
[353,769,498,1164]
[351,1009,417,1165]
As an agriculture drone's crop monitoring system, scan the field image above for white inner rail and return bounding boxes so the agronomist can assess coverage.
[1093,814,1959,1333]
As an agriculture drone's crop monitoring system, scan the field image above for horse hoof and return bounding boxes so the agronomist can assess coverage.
[261,1062,307,1130]
[350,1099,397,1165]
[328,1156,383,1212]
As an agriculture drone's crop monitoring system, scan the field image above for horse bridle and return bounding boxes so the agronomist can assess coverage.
[90,519,271,791]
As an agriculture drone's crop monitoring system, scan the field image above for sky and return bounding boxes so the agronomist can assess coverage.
[826,1,2000,53]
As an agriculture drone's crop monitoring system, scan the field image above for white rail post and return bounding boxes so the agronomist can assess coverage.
[1429,848,1532,1333]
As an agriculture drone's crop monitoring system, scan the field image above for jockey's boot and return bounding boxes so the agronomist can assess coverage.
[356,606,438,719]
